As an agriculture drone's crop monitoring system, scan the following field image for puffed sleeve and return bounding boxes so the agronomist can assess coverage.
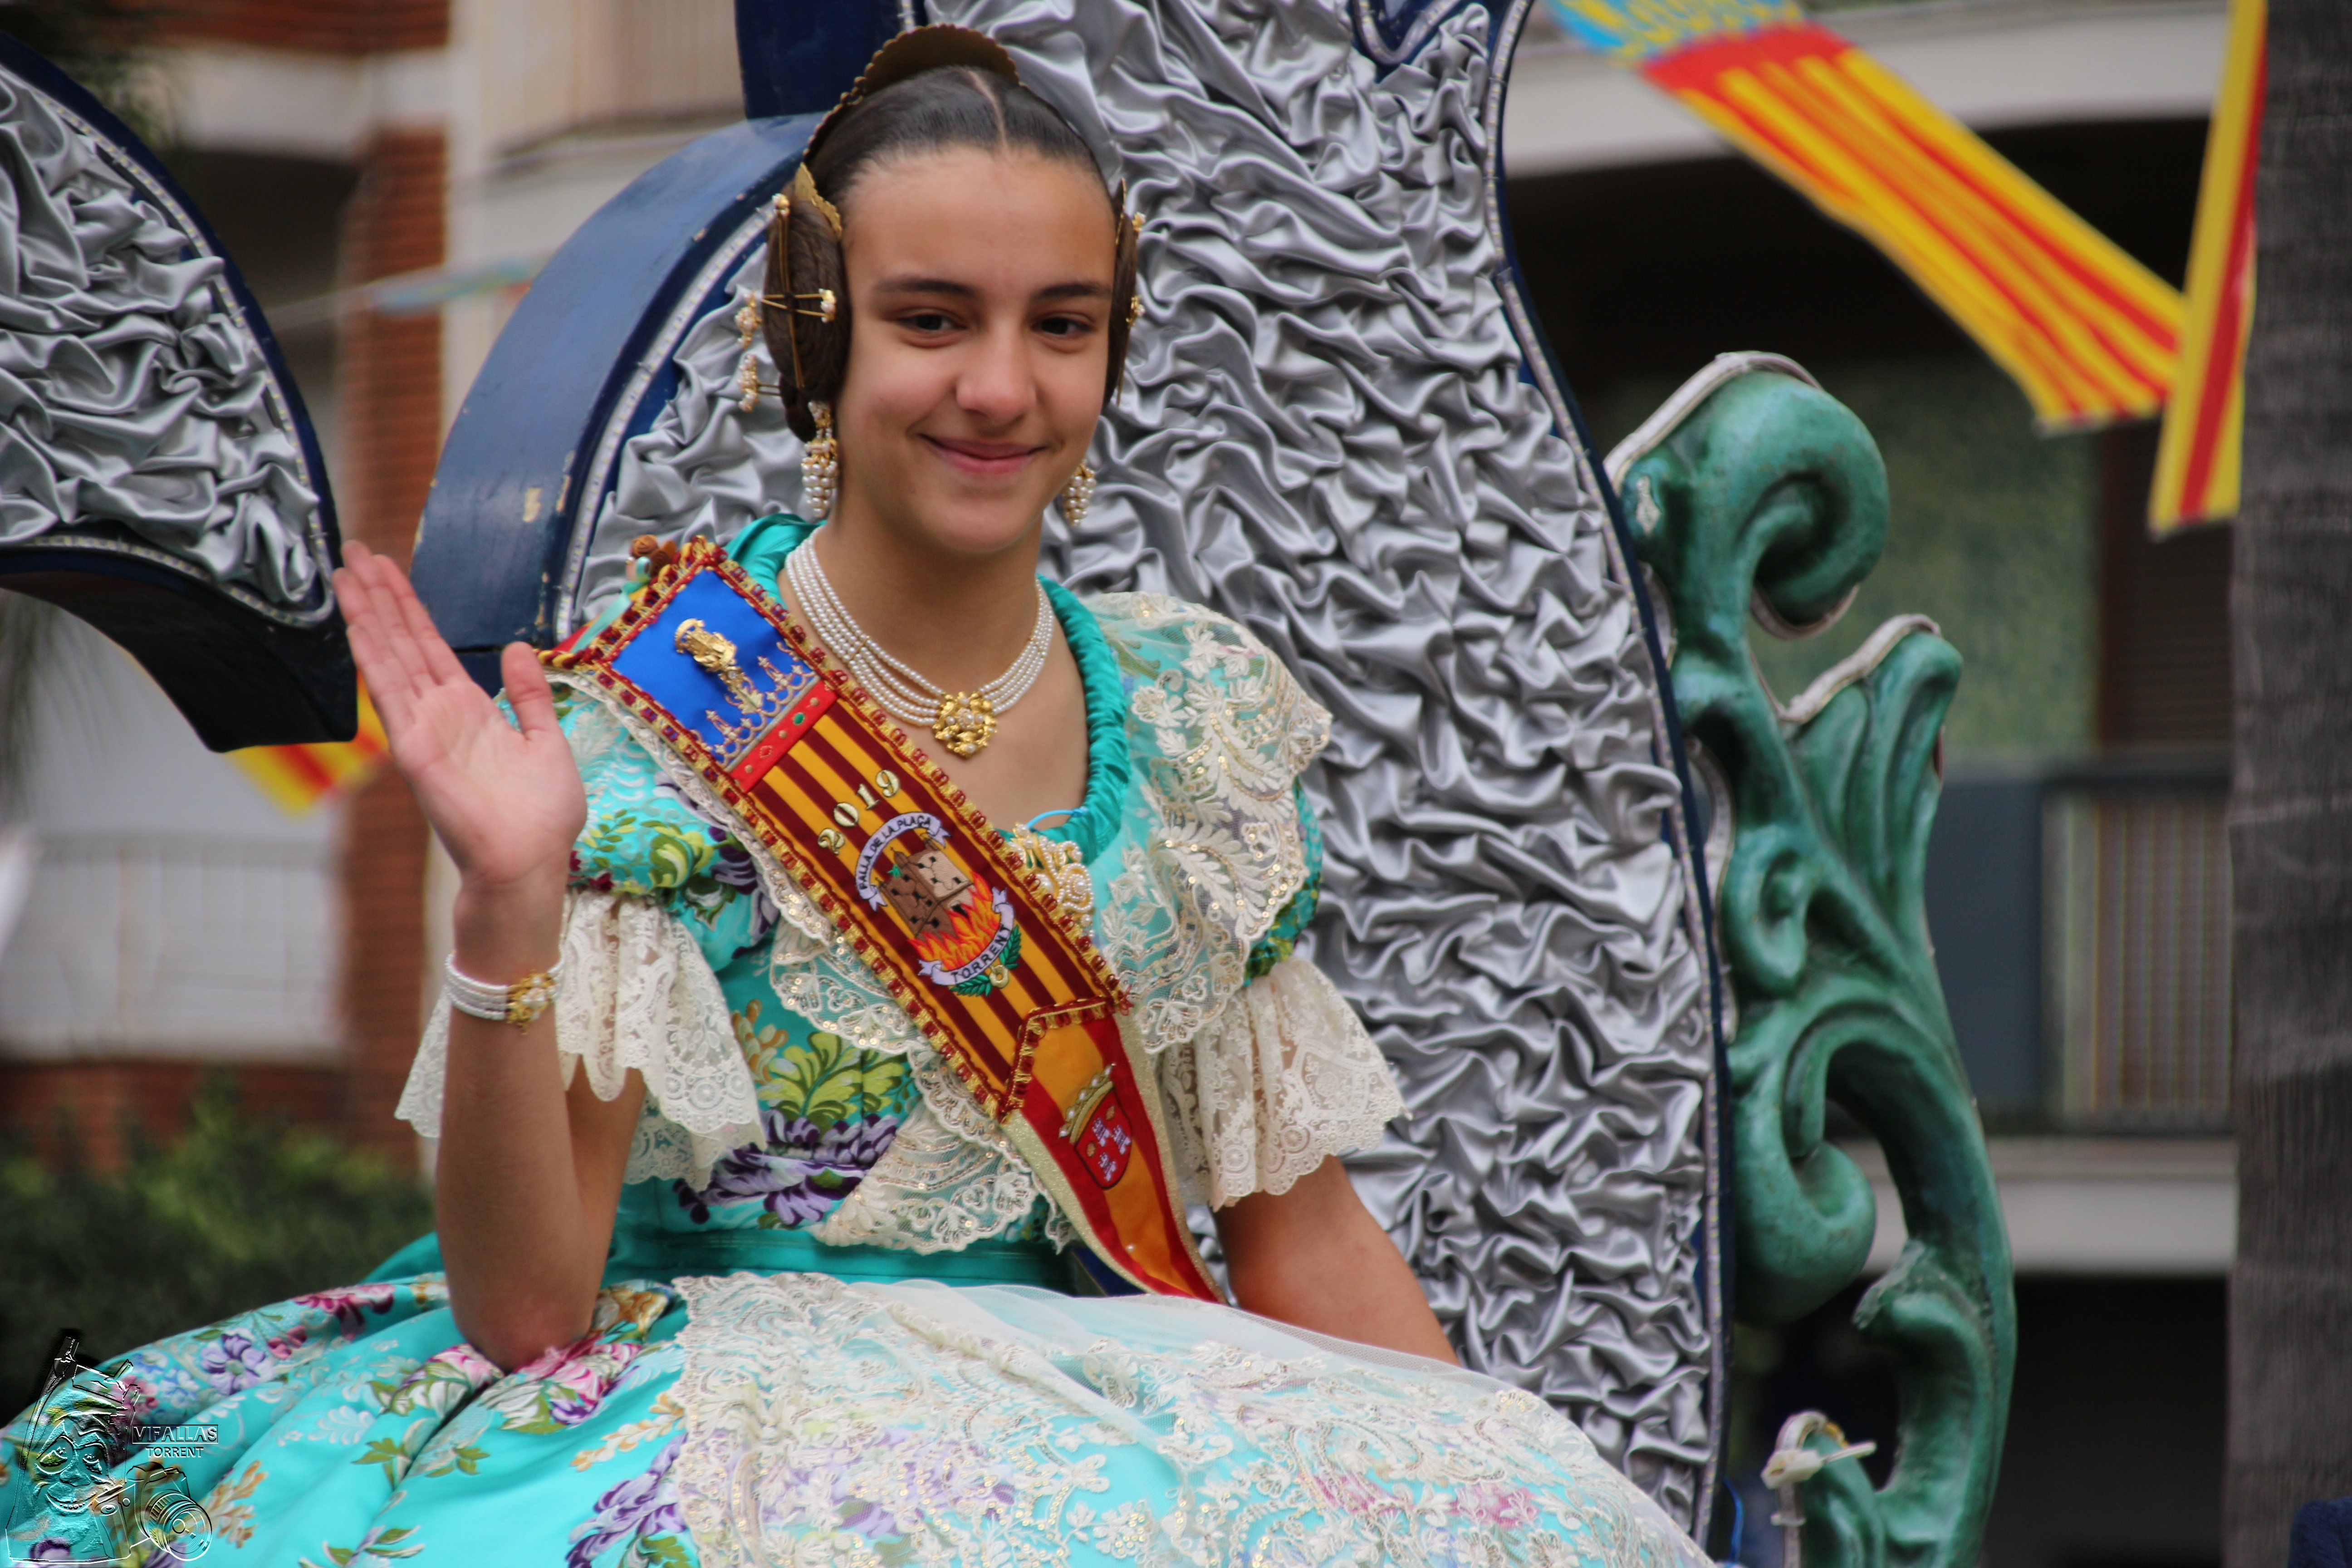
[1156,792,1406,1208]
[396,690,764,1185]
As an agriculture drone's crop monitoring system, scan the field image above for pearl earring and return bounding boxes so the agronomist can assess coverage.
[1058,461,1095,524]
[802,401,838,519]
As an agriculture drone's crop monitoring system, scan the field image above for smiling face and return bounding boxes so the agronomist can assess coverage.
[828,145,1115,561]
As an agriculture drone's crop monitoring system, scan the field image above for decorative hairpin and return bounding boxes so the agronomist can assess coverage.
[738,181,847,412]
[1117,187,1145,328]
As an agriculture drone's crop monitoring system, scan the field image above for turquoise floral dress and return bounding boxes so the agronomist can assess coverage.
[1,519,1706,1568]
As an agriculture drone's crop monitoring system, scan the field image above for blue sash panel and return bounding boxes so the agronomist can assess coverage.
[606,566,828,775]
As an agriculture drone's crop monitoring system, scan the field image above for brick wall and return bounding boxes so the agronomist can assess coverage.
[337,127,448,1158]
[152,0,447,54]
[0,1062,346,1171]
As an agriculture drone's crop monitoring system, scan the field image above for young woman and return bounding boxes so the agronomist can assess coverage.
[4,29,1708,1568]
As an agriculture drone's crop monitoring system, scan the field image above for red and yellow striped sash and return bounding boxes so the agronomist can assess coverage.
[549,539,1219,1301]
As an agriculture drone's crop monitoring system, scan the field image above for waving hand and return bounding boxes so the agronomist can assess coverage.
[334,543,585,898]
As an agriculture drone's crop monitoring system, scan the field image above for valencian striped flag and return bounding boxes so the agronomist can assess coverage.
[2149,0,2264,532]
[229,684,389,815]
[1548,0,2186,431]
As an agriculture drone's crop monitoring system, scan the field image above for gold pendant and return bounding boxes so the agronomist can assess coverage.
[932,691,998,757]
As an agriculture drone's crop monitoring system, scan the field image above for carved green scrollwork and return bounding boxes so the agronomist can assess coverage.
[1618,359,2015,1568]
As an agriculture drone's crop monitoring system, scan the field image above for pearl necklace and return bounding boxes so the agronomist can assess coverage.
[785,541,1054,758]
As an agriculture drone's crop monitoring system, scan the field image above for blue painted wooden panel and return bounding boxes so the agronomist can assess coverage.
[411,114,817,677]
[411,0,901,685]
[735,0,901,118]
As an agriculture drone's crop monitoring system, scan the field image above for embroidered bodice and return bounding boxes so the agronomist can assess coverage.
[398,516,1401,1258]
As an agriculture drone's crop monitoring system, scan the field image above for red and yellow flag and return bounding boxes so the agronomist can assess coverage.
[2150,0,2264,532]
[229,684,389,815]
[1549,0,2185,431]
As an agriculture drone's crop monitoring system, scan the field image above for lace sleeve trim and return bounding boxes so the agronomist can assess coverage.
[396,888,762,1187]
[1156,954,1405,1209]
[1086,595,1335,1060]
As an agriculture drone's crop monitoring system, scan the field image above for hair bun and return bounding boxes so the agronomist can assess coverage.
[761,165,849,441]
[808,26,1022,162]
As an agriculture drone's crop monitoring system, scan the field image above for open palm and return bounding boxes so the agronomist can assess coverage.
[336,543,585,893]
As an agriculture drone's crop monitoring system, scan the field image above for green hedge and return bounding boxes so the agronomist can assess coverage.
[1,1088,434,1413]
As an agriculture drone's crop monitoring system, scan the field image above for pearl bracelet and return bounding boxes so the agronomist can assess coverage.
[443,954,563,1029]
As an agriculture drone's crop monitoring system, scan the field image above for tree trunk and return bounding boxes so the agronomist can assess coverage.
[2225,3,2352,1564]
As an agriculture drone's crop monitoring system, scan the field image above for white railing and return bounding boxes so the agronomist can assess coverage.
[0,832,342,1061]
[2047,784,2231,1129]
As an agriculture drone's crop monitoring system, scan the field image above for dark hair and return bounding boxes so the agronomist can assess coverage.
[762,64,1139,441]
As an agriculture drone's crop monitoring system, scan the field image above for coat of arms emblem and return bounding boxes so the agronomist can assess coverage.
[1062,1067,1136,1188]
[855,813,1022,995]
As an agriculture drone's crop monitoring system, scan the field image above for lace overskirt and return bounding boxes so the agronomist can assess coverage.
[675,1272,1710,1568]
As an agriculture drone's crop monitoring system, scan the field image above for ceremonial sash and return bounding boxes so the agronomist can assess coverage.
[548,539,1219,1301]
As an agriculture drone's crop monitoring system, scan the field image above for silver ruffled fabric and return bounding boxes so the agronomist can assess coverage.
[0,71,331,621]
[567,0,1719,1528]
